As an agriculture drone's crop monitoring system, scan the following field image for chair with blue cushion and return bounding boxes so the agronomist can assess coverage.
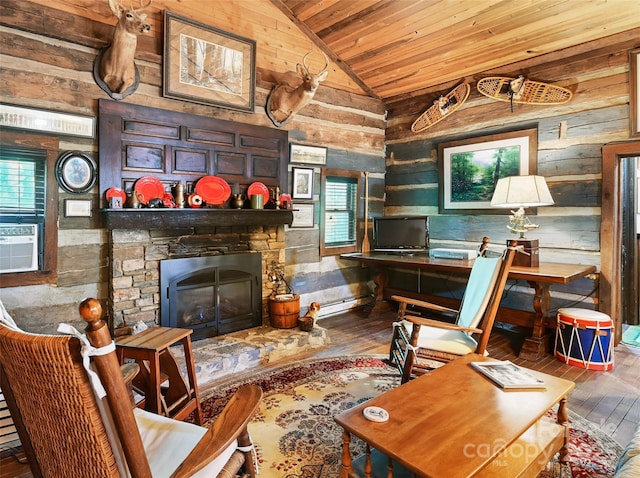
[389,240,517,383]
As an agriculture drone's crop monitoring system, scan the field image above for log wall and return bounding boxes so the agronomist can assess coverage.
[1,0,638,334]
[0,0,386,331]
[369,29,640,318]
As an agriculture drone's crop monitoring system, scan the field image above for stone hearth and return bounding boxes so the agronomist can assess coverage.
[170,324,330,390]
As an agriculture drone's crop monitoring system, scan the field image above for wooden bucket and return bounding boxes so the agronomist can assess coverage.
[269,294,300,329]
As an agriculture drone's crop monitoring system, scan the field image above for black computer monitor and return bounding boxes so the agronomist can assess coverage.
[373,216,429,252]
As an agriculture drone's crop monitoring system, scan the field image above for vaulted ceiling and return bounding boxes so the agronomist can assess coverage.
[272,0,640,104]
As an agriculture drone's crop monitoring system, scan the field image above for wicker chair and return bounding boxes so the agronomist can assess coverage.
[0,298,262,478]
[389,241,517,383]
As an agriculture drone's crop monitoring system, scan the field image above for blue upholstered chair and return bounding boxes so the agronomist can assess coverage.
[389,242,517,383]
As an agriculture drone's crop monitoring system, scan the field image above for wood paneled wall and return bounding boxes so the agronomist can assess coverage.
[0,0,386,330]
[371,29,640,315]
[0,0,637,332]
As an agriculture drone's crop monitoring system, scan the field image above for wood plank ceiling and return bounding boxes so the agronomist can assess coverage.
[273,0,640,105]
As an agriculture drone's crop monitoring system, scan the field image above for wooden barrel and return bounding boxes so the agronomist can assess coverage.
[269,294,300,329]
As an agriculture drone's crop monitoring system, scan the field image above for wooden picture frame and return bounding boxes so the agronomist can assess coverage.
[64,199,92,217]
[0,103,95,138]
[290,144,327,165]
[163,11,256,112]
[291,203,314,228]
[630,48,639,137]
[292,167,314,199]
[438,128,538,214]
[56,151,97,194]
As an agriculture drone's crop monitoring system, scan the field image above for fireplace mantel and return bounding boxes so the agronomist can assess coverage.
[104,208,294,230]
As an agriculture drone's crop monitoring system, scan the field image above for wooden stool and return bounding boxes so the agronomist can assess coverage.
[116,327,203,425]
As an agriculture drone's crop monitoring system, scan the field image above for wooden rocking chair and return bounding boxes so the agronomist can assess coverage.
[389,240,517,383]
[0,298,262,478]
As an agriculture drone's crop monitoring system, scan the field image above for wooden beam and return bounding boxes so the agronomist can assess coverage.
[268,0,380,100]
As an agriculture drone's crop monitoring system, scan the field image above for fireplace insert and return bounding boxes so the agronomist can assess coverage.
[160,253,262,340]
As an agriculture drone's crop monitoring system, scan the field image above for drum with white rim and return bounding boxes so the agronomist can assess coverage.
[554,308,614,371]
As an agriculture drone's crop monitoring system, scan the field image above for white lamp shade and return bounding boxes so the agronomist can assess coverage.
[490,175,554,208]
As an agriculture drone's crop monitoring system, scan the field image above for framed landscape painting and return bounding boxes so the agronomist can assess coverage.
[438,128,538,214]
[290,144,327,165]
[163,11,256,112]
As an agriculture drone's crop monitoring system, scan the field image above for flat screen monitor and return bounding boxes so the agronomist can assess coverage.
[373,216,429,252]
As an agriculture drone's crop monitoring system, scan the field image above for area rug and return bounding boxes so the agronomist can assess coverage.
[197,356,622,477]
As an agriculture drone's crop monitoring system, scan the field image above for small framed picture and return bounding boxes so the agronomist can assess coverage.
[290,144,327,165]
[64,199,93,217]
[56,151,97,194]
[291,203,314,228]
[292,167,314,199]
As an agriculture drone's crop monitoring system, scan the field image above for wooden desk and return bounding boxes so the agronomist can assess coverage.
[334,354,575,478]
[341,252,596,361]
[116,327,203,425]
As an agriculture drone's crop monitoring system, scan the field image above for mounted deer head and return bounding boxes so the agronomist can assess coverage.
[266,51,329,127]
[96,0,151,99]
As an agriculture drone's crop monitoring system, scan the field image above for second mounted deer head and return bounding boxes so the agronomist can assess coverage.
[266,51,329,127]
[94,0,152,100]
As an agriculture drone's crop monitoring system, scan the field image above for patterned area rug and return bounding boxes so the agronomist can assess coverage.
[198,356,622,477]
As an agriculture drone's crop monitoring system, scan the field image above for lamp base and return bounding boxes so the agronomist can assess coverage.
[508,239,539,267]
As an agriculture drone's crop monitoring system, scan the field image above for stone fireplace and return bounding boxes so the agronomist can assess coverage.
[105,209,292,337]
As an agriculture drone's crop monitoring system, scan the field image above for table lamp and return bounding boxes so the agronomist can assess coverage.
[490,175,554,267]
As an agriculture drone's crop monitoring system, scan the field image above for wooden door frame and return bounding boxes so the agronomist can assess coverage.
[602,141,640,343]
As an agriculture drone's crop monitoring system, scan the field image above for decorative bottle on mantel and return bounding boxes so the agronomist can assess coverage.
[125,192,140,209]
[232,193,245,209]
[173,183,185,208]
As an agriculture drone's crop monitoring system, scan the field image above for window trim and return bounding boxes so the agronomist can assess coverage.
[0,130,58,287]
[320,168,362,257]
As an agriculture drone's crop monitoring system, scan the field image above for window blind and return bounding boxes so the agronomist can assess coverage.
[324,177,357,246]
[0,148,46,221]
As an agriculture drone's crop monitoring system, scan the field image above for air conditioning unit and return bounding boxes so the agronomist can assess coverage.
[0,224,38,273]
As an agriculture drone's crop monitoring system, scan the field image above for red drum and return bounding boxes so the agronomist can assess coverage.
[555,308,614,371]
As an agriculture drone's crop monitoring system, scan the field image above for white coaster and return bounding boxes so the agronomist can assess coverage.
[363,406,389,422]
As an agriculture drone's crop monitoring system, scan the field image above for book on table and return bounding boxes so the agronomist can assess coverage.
[471,360,546,389]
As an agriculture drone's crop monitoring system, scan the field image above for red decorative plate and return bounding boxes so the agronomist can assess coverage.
[105,187,126,203]
[134,177,165,205]
[195,176,231,205]
[247,182,269,200]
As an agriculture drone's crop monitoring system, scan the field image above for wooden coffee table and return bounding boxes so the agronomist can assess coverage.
[334,354,575,477]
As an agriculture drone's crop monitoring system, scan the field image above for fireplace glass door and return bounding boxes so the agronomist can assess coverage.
[161,253,261,340]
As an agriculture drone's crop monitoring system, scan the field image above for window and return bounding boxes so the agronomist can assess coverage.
[0,131,58,286]
[320,168,361,256]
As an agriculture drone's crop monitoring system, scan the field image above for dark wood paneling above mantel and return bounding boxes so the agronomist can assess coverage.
[104,209,293,230]
[98,99,289,209]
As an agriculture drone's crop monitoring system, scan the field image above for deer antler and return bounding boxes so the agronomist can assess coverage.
[134,0,151,13]
[302,51,329,74]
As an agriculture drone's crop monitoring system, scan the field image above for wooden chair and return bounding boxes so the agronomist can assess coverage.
[389,240,517,383]
[0,298,262,478]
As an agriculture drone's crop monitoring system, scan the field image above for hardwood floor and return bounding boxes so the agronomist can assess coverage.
[2,306,639,477]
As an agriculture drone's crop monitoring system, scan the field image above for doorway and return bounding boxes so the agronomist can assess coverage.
[602,141,640,343]
[621,156,639,327]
